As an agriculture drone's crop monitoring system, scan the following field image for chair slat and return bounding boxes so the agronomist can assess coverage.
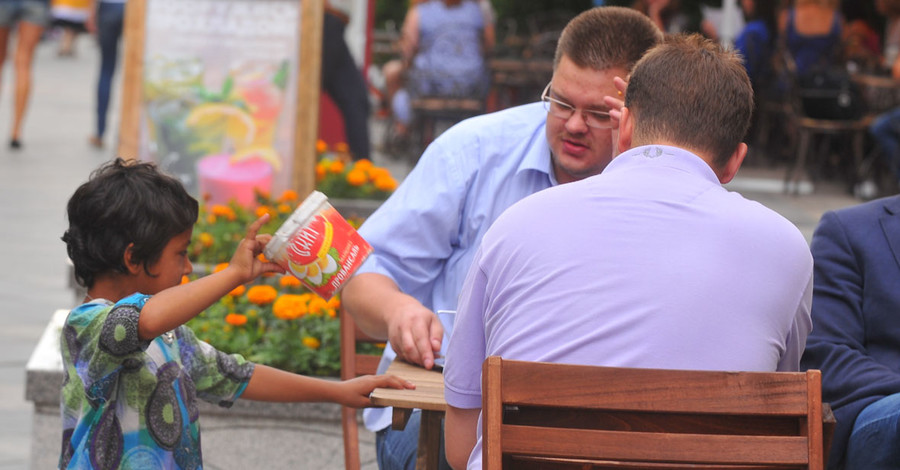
[502,425,810,466]
[500,363,811,415]
[482,357,830,470]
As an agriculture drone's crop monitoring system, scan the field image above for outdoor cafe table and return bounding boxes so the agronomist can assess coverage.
[370,359,447,470]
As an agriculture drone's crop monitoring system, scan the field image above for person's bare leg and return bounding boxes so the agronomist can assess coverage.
[0,27,10,111]
[59,28,76,56]
[11,21,45,146]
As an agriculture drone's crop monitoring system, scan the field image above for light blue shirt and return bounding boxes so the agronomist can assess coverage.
[358,102,555,431]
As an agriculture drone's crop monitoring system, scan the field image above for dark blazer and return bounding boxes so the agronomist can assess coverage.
[801,195,900,469]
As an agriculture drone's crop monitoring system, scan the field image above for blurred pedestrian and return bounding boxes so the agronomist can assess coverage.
[86,0,125,149]
[0,0,51,149]
[734,0,780,90]
[321,0,371,161]
[51,0,90,57]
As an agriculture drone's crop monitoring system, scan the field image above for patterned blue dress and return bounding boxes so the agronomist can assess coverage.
[59,293,255,469]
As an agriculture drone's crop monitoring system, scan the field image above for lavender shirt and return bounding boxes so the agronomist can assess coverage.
[444,145,813,469]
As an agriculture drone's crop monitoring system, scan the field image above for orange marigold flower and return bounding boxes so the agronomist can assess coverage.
[181,276,191,285]
[367,167,390,181]
[329,159,345,174]
[198,232,214,248]
[255,205,275,219]
[334,142,349,153]
[247,285,278,305]
[279,275,303,288]
[316,163,328,181]
[308,296,328,315]
[225,313,248,326]
[229,284,246,297]
[326,296,341,310]
[278,203,292,214]
[213,263,229,273]
[302,336,321,349]
[273,294,308,320]
[279,189,298,202]
[326,309,337,318]
[316,139,328,154]
[206,214,217,224]
[353,159,373,172]
[211,205,237,221]
[374,175,398,192]
[346,169,367,187]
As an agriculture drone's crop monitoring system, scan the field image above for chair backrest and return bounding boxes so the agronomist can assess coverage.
[339,307,383,470]
[482,356,831,470]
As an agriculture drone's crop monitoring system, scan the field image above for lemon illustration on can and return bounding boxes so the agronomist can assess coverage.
[286,215,340,286]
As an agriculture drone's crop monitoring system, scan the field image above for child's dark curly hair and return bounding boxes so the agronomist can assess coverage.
[62,158,199,288]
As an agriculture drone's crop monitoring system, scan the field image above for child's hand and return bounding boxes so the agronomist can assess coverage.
[228,214,285,283]
[337,374,416,408]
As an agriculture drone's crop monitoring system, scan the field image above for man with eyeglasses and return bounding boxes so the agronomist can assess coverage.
[339,7,662,470]
[443,34,814,469]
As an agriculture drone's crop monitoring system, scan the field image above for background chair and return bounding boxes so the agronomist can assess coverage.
[850,73,900,198]
[482,356,834,470]
[339,308,384,470]
[775,45,873,194]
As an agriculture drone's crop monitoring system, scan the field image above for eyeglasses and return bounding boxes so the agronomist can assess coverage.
[541,83,613,129]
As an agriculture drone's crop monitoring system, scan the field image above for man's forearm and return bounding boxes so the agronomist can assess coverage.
[341,272,409,339]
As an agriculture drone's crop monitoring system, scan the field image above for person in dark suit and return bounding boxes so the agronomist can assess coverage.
[801,195,900,469]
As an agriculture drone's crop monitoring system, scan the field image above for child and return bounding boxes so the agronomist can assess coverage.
[59,158,412,469]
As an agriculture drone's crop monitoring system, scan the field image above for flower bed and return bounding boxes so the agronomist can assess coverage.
[185,268,383,377]
[186,151,394,376]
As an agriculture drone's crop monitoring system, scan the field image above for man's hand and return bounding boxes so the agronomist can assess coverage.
[337,374,416,408]
[604,76,628,126]
[388,302,444,369]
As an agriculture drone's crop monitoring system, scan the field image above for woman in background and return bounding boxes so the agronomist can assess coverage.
[51,0,90,57]
[382,0,493,139]
[87,0,126,149]
[734,0,780,89]
[780,0,843,77]
[0,0,50,149]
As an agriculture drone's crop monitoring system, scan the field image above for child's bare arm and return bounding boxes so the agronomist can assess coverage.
[242,364,415,408]
[138,214,285,339]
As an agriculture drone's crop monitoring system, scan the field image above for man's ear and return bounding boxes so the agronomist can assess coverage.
[123,243,142,275]
[718,142,748,184]
[617,107,634,153]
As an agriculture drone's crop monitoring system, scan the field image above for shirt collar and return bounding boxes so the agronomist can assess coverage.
[608,145,721,186]
[514,119,558,185]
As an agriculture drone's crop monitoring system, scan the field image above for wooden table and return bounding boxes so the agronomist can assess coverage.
[370,360,447,470]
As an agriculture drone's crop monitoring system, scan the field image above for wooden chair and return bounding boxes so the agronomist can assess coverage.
[482,356,835,470]
[774,47,873,194]
[410,96,485,152]
[339,307,383,470]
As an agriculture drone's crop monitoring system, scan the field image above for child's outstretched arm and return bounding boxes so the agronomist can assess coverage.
[242,364,416,408]
[138,214,285,339]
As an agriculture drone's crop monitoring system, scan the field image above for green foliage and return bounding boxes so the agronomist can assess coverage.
[186,276,386,377]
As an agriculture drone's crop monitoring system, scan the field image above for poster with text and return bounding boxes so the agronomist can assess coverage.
[140,0,300,207]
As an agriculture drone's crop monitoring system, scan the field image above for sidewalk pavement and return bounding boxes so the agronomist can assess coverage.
[1,36,861,469]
